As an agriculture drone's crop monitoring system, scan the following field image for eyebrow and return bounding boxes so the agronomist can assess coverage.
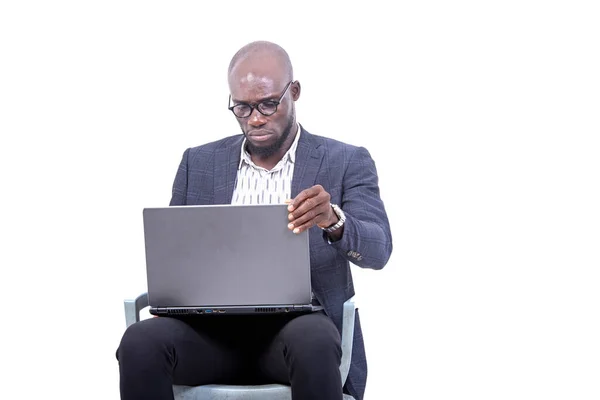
[231,93,279,104]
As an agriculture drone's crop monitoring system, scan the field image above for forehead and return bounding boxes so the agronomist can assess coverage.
[230,73,277,101]
[229,56,287,101]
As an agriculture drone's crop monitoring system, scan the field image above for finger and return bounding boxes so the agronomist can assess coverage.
[289,189,329,220]
[288,185,323,211]
[289,208,322,231]
[289,219,318,234]
[288,200,331,236]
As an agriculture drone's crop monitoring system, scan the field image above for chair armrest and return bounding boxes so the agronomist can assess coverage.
[124,292,149,328]
[340,296,356,386]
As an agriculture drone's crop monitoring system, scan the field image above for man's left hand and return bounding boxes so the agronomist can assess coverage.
[287,185,338,234]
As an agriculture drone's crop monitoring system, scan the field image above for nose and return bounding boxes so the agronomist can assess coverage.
[247,108,267,127]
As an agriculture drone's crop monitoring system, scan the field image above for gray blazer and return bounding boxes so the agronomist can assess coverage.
[169,127,393,400]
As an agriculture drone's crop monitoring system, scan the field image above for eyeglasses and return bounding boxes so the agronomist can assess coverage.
[228,81,293,118]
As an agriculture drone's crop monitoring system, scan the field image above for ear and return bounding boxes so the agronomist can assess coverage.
[291,80,301,101]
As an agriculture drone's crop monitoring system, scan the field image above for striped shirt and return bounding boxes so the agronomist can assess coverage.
[231,124,301,205]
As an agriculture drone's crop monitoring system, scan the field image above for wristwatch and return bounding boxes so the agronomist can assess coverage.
[322,203,346,233]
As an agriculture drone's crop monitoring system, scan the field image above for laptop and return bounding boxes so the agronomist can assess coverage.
[142,203,323,316]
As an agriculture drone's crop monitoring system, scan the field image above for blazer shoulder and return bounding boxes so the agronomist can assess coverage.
[303,130,369,160]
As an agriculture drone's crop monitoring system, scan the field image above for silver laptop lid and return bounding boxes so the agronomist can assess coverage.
[142,204,312,308]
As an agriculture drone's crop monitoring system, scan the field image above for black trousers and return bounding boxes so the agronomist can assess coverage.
[116,311,343,400]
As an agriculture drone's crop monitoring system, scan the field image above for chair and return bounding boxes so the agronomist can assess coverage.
[124,293,356,400]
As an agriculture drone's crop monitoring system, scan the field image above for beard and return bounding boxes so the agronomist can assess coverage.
[245,118,295,158]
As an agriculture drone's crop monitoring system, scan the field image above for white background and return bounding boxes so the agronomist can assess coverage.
[1,1,599,399]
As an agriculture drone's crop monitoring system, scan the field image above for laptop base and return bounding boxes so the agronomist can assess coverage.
[149,304,324,316]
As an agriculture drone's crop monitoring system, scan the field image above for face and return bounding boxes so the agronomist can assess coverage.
[229,64,299,158]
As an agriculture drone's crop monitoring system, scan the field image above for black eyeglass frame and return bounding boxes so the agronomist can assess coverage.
[228,80,294,118]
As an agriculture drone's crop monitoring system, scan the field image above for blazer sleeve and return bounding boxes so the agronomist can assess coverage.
[169,148,190,206]
[326,146,393,270]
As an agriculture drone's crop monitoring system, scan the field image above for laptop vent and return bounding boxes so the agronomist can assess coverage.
[255,307,278,313]
[167,309,189,315]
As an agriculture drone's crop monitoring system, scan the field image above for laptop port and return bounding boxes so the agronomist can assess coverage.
[204,309,213,313]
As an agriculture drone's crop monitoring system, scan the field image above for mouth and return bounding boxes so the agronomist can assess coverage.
[247,130,274,142]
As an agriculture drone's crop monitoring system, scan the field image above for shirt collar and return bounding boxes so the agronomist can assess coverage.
[238,123,302,170]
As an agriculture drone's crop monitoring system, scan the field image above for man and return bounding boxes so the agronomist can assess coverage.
[117,40,393,400]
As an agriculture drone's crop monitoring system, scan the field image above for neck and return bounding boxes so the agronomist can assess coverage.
[251,156,282,171]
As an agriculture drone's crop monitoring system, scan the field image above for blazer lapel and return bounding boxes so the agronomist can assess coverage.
[291,128,324,198]
[213,137,243,204]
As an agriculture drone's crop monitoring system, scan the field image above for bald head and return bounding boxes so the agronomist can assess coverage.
[228,41,293,85]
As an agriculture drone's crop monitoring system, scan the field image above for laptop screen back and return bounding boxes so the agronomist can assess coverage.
[142,204,312,308]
